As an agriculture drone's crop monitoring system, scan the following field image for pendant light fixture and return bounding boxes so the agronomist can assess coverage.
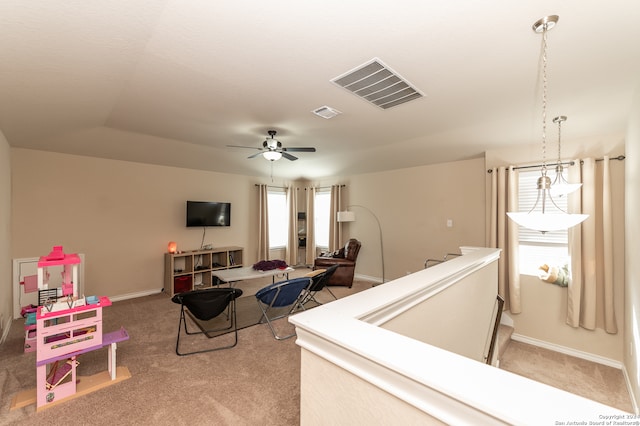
[549,115,582,196]
[506,15,588,233]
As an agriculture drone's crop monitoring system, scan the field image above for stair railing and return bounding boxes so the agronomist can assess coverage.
[484,294,505,365]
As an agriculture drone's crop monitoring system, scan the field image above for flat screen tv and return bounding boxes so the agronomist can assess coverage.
[186,201,231,227]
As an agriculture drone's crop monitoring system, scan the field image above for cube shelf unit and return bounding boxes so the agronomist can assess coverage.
[164,246,243,297]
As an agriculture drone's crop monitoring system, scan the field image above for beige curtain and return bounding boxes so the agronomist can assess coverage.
[328,185,344,251]
[285,186,298,266]
[567,157,617,333]
[257,184,270,261]
[489,166,521,313]
[305,187,316,266]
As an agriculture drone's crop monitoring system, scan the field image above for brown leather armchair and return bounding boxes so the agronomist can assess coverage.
[313,239,362,287]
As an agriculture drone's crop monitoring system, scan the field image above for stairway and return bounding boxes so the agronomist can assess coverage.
[495,324,514,366]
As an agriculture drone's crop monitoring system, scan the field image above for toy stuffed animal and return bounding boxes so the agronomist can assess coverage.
[538,263,570,287]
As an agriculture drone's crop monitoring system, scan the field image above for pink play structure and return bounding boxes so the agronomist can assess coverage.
[38,245,80,297]
[11,246,131,412]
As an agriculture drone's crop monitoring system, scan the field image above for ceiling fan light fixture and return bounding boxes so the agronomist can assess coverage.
[227,130,315,164]
[263,151,282,161]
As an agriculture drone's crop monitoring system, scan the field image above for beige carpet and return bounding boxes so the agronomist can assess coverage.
[0,268,369,426]
[1,270,634,425]
[500,340,633,413]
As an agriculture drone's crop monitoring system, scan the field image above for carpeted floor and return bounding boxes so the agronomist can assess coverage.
[499,340,634,413]
[0,269,634,425]
[0,268,369,426]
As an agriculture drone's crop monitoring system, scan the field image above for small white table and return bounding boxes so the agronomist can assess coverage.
[212,266,294,286]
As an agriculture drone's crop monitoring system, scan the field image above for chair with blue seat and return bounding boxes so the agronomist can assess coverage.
[171,287,243,356]
[254,276,312,340]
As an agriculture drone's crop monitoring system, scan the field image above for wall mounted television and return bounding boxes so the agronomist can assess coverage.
[186,201,231,227]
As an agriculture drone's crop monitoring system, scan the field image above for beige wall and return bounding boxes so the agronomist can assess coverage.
[382,260,498,362]
[340,158,487,282]
[0,130,11,339]
[10,150,486,296]
[10,149,268,298]
[6,132,633,378]
[485,136,626,362]
[625,87,640,408]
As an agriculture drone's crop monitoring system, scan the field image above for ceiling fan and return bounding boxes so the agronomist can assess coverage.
[227,130,316,161]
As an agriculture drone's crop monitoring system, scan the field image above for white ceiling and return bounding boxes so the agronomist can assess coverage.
[1,1,639,181]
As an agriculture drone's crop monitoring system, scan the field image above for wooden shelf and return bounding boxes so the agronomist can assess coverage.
[164,246,244,297]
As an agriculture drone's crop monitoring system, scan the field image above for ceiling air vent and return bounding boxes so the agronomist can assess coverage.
[331,58,424,109]
[312,105,341,119]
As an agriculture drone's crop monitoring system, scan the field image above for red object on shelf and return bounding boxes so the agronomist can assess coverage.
[173,276,192,293]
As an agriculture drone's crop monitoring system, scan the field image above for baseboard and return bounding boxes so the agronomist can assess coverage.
[511,333,623,369]
[621,365,640,414]
[108,289,163,303]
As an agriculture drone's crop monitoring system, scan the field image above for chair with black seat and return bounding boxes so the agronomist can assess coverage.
[300,264,339,306]
[255,276,312,340]
[171,287,243,356]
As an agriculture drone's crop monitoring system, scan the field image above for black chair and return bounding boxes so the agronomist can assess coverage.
[300,264,339,306]
[171,287,243,356]
[255,277,311,340]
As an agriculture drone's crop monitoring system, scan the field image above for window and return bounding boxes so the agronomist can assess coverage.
[314,191,331,248]
[267,189,288,248]
[517,169,570,275]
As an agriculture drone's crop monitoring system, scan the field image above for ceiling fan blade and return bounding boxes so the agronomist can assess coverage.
[282,147,316,152]
[282,152,298,161]
[247,151,264,159]
[226,144,262,151]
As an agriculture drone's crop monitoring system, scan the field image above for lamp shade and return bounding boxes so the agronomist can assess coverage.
[263,151,282,161]
[337,211,356,222]
[549,183,582,197]
[506,212,588,233]
[168,241,177,253]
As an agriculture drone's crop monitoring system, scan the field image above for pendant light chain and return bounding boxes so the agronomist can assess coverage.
[541,25,549,176]
[506,15,589,232]
[556,115,562,162]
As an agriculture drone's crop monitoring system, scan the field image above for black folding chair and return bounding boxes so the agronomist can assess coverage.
[171,287,243,356]
[300,264,339,306]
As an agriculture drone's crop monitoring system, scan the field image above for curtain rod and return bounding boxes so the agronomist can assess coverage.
[301,184,346,190]
[254,184,346,189]
[486,155,625,173]
[254,184,286,189]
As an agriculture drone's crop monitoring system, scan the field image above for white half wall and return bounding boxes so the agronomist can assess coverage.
[291,248,626,424]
